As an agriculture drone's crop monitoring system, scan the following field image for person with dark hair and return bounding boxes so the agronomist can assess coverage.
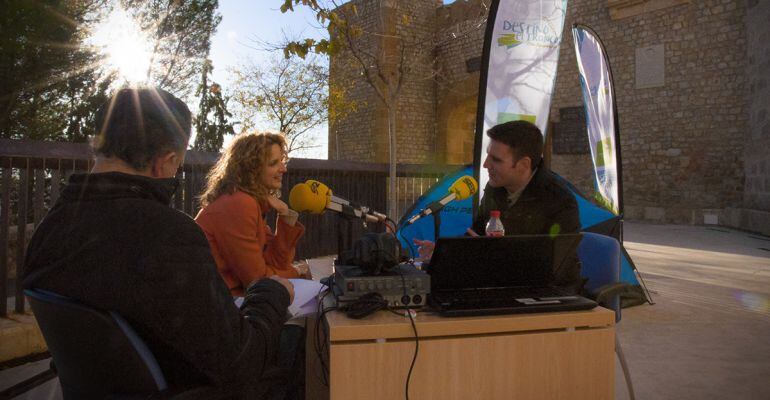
[23,87,295,399]
[415,120,581,291]
[471,120,578,238]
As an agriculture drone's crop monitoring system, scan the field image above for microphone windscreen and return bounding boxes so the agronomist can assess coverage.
[449,175,478,200]
[289,181,329,214]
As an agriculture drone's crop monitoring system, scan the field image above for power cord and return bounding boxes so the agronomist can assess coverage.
[395,264,419,400]
[313,281,335,387]
[345,292,389,319]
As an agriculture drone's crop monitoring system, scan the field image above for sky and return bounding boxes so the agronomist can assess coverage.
[208,1,330,159]
[91,1,457,159]
[208,1,457,158]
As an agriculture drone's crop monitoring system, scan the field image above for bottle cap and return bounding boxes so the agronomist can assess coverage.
[490,210,501,218]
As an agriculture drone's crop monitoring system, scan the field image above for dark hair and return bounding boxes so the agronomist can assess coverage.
[93,87,192,170]
[486,120,543,171]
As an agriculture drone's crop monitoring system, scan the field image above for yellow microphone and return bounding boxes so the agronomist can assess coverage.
[289,180,387,223]
[289,180,331,214]
[448,175,478,201]
[406,175,478,225]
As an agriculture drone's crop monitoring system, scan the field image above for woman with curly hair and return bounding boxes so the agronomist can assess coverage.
[195,132,310,297]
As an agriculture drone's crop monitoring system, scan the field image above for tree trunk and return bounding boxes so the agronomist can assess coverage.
[387,104,398,220]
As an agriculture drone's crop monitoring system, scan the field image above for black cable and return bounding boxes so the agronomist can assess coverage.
[397,228,420,260]
[395,266,419,400]
[313,285,335,387]
[345,292,388,319]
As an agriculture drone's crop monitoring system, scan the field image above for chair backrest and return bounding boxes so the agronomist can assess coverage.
[577,232,622,322]
[25,289,168,399]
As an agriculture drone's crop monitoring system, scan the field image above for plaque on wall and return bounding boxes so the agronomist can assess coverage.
[552,107,589,155]
[635,44,665,89]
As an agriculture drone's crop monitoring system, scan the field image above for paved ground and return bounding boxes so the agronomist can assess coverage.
[614,223,770,400]
[2,222,769,399]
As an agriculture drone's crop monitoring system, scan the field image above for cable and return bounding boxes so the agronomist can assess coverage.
[395,265,419,400]
[345,292,388,319]
[313,283,335,387]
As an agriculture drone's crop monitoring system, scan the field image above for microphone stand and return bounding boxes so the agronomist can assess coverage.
[433,211,442,243]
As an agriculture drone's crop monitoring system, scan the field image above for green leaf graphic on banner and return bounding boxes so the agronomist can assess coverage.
[497,34,522,48]
[497,112,537,124]
[595,138,613,167]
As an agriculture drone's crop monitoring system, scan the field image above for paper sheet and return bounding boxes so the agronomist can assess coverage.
[233,278,324,318]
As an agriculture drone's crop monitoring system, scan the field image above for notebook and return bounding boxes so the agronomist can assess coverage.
[426,234,596,317]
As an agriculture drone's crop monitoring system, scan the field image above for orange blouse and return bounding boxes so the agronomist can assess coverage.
[195,191,304,296]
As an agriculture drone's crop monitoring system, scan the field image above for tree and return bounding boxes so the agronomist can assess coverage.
[0,0,113,141]
[231,54,352,155]
[278,0,487,217]
[194,59,235,152]
[122,0,221,98]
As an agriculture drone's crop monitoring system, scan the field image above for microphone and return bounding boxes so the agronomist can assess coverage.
[288,180,387,223]
[405,175,478,225]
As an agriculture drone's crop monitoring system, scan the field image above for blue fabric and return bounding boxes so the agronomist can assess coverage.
[577,232,621,322]
[397,165,474,258]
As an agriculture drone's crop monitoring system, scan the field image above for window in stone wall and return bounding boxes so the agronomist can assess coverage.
[552,107,590,155]
[607,0,690,20]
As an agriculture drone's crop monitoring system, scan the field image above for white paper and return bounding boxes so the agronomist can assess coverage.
[233,278,324,318]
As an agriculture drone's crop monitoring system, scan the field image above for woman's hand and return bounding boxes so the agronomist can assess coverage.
[265,195,290,215]
[292,260,313,280]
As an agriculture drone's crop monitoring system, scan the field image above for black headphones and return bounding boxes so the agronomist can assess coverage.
[344,232,404,275]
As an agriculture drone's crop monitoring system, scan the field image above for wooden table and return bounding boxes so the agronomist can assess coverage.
[306,306,615,400]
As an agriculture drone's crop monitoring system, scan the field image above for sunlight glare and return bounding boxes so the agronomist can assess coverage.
[90,7,152,84]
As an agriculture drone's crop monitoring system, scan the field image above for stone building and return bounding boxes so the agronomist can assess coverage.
[329,0,770,234]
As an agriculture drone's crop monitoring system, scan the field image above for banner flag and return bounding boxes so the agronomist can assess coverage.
[474,0,569,193]
[572,24,623,215]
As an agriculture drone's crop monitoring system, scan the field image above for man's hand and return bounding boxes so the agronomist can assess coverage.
[413,239,435,262]
[292,260,313,280]
[269,275,295,304]
[265,195,290,215]
[466,228,480,237]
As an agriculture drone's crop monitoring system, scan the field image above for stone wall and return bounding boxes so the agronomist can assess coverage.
[722,0,770,235]
[743,0,770,211]
[329,0,438,164]
[329,0,382,161]
[551,0,748,224]
[434,0,488,164]
[331,0,766,231]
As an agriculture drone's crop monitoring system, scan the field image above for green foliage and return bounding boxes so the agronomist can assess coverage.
[0,0,112,141]
[121,0,221,98]
[194,59,234,152]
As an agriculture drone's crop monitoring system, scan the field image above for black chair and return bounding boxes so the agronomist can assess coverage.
[578,232,637,400]
[25,289,168,399]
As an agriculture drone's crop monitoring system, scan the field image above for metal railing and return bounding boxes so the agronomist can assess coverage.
[0,139,459,316]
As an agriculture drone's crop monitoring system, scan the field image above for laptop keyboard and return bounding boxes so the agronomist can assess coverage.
[433,287,569,308]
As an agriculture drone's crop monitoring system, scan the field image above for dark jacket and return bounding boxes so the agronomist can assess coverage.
[23,172,290,399]
[472,165,582,291]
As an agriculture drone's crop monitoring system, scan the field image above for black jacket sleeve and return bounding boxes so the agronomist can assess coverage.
[122,225,291,399]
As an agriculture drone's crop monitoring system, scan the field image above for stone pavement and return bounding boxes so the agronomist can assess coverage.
[1,222,769,399]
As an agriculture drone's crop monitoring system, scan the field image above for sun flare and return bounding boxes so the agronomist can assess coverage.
[90,7,152,84]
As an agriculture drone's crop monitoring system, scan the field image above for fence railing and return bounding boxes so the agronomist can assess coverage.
[0,139,460,316]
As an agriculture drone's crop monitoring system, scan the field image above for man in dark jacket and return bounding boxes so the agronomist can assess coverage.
[23,87,294,399]
[416,121,581,291]
[471,121,579,237]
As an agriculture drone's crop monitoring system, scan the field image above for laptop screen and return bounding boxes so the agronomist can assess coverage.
[427,234,582,292]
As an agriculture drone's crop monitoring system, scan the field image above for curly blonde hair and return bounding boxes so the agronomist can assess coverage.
[200,132,288,207]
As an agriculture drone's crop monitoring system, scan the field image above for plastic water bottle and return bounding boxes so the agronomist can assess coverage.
[485,210,505,237]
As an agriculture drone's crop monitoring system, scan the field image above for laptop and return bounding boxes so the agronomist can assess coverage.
[426,234,596,317]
